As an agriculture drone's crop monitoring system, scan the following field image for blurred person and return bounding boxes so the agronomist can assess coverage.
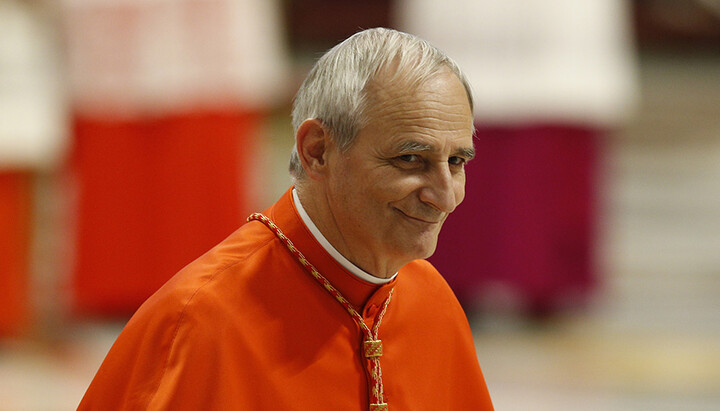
[0,0,67,336]
[395,0,637,315]
[79,28,493,410]
[60,0,289,316]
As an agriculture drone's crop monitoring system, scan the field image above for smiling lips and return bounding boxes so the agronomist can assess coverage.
[395,208,443,224]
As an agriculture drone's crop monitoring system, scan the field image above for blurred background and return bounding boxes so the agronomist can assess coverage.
[1,0,719,409]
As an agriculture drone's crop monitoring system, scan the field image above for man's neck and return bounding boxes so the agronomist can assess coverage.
[293,187,397,282]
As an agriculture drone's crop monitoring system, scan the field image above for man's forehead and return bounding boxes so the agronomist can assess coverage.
[365,65,468,105]
[364,72,472,122]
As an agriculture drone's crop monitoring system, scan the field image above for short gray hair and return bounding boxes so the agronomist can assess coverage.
[289,27,474,179]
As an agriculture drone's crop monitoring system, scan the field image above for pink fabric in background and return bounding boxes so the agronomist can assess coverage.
[430,124,603,315]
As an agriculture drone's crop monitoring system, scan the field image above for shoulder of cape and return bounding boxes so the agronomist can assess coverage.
[129,220,282,326]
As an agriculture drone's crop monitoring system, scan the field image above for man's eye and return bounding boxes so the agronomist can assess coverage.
[448,156,466,166]
[398,154,419,163]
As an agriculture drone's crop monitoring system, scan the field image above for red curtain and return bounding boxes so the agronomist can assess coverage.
[0,171,33,335]
[70,110,262,316]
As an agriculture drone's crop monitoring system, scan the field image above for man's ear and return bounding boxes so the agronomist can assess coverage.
[296,118,334,180]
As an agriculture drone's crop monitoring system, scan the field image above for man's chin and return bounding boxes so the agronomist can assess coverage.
[401,239,438,262]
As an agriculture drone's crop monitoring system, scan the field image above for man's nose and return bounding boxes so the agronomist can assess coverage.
[418,163,461,214]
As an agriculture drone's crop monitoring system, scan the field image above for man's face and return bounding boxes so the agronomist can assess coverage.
[324,69,475,273]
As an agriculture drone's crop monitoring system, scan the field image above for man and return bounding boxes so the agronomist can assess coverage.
[79,27,493,410]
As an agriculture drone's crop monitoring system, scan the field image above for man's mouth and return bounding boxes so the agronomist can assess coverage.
[395,208,442,224]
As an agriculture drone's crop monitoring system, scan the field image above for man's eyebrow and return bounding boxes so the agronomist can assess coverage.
[395,140,433,153]
[456,147,476,161]
[395,140,476,160]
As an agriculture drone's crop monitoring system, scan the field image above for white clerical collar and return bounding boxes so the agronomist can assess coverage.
[292,188,397,285]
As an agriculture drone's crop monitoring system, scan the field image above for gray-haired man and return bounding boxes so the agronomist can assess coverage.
[80,28,493,410]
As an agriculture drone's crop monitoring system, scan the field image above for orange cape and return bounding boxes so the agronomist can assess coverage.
[79,188,493,410]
